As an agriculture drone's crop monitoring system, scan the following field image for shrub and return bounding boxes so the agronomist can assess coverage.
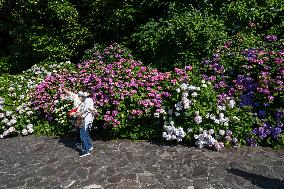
[199,33,284,147]
[130,5,228,71]
[31,44,187,139]
[0,61,76,138]
[193,0,283,34]
[157,78,255,149]
[0,0,91,74]
[69,0,169,43]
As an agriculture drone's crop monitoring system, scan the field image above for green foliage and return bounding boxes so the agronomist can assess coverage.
[193,0,283,34]
[69,0,168,43]
[130,5,228,71]
[0,57,10,74]
[0,0,91,74]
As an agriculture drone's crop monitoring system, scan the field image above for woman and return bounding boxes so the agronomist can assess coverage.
[76,89,96,157]
[61,88,83,150]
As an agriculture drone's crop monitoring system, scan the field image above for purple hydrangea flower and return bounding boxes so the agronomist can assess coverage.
[258,110,267,118]
[246,138,257,146]
[226,130,233,136]
[275,110,284,120]
[277,122,283,128]
[264,35,278,42]
[271,127,282,139]
[252,128,258,135]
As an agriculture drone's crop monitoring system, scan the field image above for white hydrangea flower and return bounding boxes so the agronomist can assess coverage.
[160,109,166,115]
[165,134,172,140]
[176,128,186,138]
[195,140,207,148]
[27,111,33,116]
[180,83,188,91]
[232,116,240,121]
[202,130,208,138]
[175,112,180,116]
[194,115,202,124]
[175,102,183,111]
[217,105,226,111]
[6,111,12,117]
[0,113,5,118]
[210,114,216,120]
[19,109,25,114]
[176,137,183,142]
[188,85,197,91]
[228,100,235,109]
[214,119,221,124]
[154,112,160,118]
[28,128,34,134]
[201,84,207,88]
[8,127,16,132]
[194,134,200,139]
[223,122,229,126]
[205,113,210,119]
[182,91,189,97]
[183,104,190,110]
[182,97,191,109]
[3,130,9,136]
[162,132,167,138]
[207,136,216,147]
[208,129,214,135]
[191,92,198,97]
[2,118,8,123]
[10,119,17,125]
[176,88,181,93]
[26,124,33,130]
[219,130,225,136]
[187,128,193,132]
[8,87,14,91]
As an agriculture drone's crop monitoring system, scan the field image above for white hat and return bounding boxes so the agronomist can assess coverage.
[78,91,89,97]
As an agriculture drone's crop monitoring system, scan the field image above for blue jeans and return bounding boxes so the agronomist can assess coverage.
[79,125,92,153]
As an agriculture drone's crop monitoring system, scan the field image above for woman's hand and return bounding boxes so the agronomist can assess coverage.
[69,112,76,116]
[75,112,82,117]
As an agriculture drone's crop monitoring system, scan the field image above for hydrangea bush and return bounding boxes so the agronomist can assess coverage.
[0,36,283,149]
[30,44,191,139]
[157,79,255,150]
[0,61,76,137]
[199,33,284,147]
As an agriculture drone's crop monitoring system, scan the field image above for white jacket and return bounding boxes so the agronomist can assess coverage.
[81,97,96,128]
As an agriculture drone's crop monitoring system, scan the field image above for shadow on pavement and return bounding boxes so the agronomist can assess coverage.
[58,136,81,152]
[227,168,284,189]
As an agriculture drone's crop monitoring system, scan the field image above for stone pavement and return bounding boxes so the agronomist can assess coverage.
[0,135,284,189]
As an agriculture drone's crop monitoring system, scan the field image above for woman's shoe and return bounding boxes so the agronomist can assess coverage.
[79,151,91,157]
[74,143,82,150]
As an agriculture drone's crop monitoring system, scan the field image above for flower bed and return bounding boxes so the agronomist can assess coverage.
[0,35,283,149]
